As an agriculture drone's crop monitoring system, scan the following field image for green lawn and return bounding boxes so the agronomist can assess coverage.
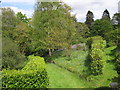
[47,63,88,88]
[53,50,88,75]
[46,50,118,88]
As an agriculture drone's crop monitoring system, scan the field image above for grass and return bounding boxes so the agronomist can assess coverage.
[47,63,118,88]
[53,50,88,75]
[47,63,88,88]
[46,49,118,88]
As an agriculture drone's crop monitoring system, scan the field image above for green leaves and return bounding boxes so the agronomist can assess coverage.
[2,37,26,69]
[32,1,77,56]
[2,56,49,88]
[16,12,30,23]
[90,36,106,75]
[22,55,46,71]
[90,19,113,38]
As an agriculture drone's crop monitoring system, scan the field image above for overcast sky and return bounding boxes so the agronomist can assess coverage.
[1,0,120,22]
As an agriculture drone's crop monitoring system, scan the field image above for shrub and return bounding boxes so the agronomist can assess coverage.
[2,37,27,69]
[22,55,46,70]
[2,55,49,88]
[90,36,106,75]
[2,69,48,88]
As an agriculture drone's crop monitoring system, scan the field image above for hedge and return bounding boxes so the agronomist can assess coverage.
[2,55,49,88]
[90,36,106,75]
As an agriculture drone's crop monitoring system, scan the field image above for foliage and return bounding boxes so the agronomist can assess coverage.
[2,37,27,69]
[1,8,18,38]
[32,1,77,56]
[22,55,46,70]
[90,36,106,75]
[47,56,118,88]
[12,22,31,54]
[2,69,48,88]
[105,28,120,46]
[73,22,90,44]
[87,63,118,87]
[90,19,113,38]
[85,10,94,29]
[112,13,120,28]
[2,55,49,88]
[103,46,117,62]
[51,50,88,78]
[102,9,110,21]
[16,12,30,23]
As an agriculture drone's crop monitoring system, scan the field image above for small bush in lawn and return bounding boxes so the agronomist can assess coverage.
[22,55,46,70]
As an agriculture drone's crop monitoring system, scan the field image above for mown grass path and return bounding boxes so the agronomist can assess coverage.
[47,63,87,88]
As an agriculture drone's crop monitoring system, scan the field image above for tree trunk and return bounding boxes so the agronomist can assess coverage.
[49,49,52,56]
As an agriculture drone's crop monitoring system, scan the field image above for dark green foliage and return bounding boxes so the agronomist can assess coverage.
[2,55,49,88]
[12,22,31,54]
[115,46,120,74]
[2,37,26,69]
[112,13,120,28]
[85,10,94,29]
[90,19,113,37]
[102,9,110,21]
[105,28,120,46]
[74,22,90,44]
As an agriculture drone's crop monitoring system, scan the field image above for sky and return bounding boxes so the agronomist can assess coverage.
[1,0,120,22]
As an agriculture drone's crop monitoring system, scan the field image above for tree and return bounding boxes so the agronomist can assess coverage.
[102,9,110,21]
[1,8,18,38]
[16,12,31,23]
[12,22,31,54]
[85,10,94,29]
[105,28,120,46]
[112,13,120,28]
[90,19,113,38]
[32,1,77,56]
[73,22,90,44]
[2,37,26,69]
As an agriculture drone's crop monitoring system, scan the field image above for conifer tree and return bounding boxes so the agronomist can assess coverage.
[102,9,110,21]
[85,10,94,29]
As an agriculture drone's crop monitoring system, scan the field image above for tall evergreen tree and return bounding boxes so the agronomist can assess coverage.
[85,10,94,29]
[102,9,110,21]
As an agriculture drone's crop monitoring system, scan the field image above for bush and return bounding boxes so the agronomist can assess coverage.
[22,55,46,70]
[2,37,27,69]
[2,69,48,88]
[90,36,106,75]
[2,55,49,88]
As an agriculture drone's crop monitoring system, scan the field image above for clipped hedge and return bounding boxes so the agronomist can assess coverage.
[2,55,49,88]
[90,36,106,75]
[22,55,46,70]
